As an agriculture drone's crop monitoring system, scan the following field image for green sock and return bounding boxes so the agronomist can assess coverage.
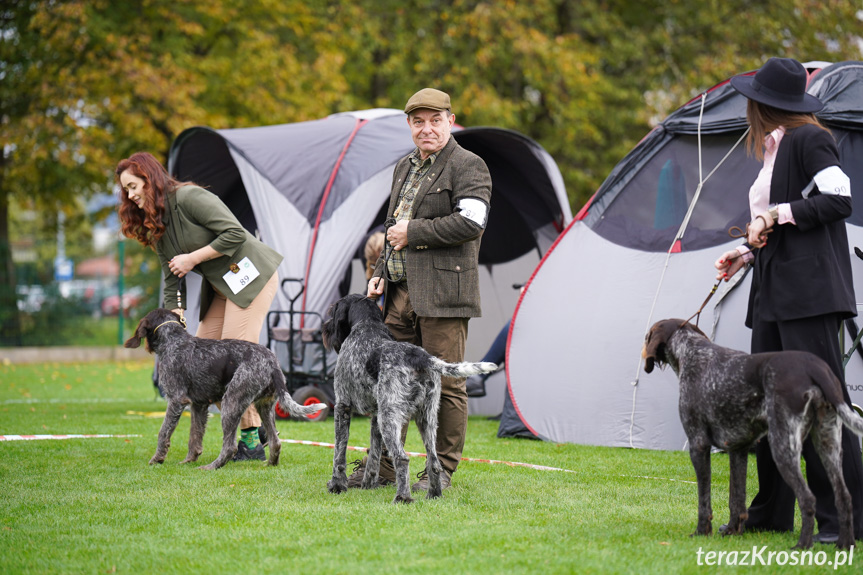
[240,427,259,448]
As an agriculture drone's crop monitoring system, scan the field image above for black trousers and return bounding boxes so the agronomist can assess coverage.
[747,314,863,538]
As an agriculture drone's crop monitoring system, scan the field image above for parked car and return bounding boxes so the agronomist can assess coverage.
[15,285,47,313]
[59,279,114,315]
[100,286,145,316]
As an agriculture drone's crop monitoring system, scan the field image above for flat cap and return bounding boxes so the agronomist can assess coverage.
[404,88,451,114]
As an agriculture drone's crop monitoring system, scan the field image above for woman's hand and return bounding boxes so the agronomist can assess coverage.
[747,212,773,248]
[169,253,196,278]
[715,250,745,282]
[167,246,221,278]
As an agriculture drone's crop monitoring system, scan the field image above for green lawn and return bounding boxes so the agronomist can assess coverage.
[0,360,857,574]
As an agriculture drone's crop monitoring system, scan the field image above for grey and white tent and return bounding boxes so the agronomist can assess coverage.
[167,109,571,388]
[507,61,863,450]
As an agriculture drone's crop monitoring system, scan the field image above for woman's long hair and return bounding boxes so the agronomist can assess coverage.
[746,100,830,161]
[364,231,385,280]
[115,152,195,247]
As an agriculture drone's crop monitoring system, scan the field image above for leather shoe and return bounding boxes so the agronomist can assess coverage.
[411,469,451,492]
[813,532,839,544]
[346,459,395,488]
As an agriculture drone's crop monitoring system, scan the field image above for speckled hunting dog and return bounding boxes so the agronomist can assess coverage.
[125,308,326,470]
[642,318,863,549]
[321,294,497,503]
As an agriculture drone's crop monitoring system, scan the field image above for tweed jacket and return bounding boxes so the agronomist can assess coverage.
[746,124,855,327]
[373,136,492,318]
[155,186,283,320]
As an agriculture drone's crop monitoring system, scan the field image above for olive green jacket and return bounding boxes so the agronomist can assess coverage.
[155,186,283,320]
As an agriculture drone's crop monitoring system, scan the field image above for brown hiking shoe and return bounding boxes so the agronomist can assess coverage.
[411,469,451,492]
[346,459,395,488]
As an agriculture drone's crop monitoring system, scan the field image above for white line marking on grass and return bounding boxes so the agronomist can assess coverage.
[282,439,697,484]
[2,398,141,404]
[0,434,142,441]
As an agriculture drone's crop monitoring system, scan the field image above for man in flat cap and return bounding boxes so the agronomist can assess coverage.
[350,88,492,492]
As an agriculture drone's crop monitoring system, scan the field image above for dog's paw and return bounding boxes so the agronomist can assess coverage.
[426,489,442,500]
[360,480,378,490]
[393,494,414,504]
[327,480,348,494]
[836,534,855,550]
[197,463,218,470]
[149,456,164,465]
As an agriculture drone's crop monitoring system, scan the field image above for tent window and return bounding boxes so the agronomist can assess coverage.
[591,133,761,252]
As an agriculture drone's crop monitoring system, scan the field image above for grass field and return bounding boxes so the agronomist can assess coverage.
[0,360,857,574]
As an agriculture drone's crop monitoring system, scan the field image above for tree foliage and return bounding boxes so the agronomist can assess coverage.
[2,0,861,342]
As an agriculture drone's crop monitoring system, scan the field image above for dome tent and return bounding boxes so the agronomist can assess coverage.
[167,109,572,386]
[506,61,863,450]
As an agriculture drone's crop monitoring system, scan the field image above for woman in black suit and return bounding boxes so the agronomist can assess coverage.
[715,57,862,543]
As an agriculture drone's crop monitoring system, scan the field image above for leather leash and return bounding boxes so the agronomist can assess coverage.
[681,223,770,328]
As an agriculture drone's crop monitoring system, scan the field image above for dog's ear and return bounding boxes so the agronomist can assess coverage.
[322,300,351,353]
[124,317,148,349]
[642,320,677,373]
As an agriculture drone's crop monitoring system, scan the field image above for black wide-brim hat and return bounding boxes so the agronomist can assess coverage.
[730,57,823,113]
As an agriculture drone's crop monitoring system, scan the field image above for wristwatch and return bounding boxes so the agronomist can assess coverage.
[768,205,779,225]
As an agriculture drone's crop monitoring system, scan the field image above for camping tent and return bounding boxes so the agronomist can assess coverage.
[507,61,863,450]
[167,109,571,396]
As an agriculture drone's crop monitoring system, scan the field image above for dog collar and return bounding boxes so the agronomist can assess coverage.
[153,319,186,333]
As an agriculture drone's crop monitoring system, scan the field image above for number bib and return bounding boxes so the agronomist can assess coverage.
[222,257,260,295]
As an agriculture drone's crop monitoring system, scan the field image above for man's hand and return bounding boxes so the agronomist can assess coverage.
[386,220,409,251]
[368,277,384,297]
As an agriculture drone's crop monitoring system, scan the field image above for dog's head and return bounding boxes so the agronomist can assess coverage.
[642,319,707,373]
[124,308,186,353]
[321,294,383,353]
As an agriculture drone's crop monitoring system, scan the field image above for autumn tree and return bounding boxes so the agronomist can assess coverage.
[2,0,860,344]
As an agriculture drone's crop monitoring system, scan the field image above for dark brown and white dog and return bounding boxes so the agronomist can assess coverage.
[322,294,497,504]
[642,318,863,549]
[125,308,326,470]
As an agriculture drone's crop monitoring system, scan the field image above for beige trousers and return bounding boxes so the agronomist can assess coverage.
[196,273,279,429]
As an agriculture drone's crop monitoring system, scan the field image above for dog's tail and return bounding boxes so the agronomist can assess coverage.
[272,367,327,419]
[837,404,863,437]
[806,358,863,437]
[430,358,498,379]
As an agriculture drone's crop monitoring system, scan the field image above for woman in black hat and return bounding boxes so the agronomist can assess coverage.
[715,57,862,542]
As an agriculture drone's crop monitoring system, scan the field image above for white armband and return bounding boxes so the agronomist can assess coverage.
[803,165,851,198]
[456,198,489,228]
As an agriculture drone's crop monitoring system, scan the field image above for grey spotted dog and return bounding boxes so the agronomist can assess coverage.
[642,318,863,549]
[125,308,326,470]
[321,293,497,504]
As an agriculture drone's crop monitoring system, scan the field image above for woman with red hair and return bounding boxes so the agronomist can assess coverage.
[116,152,283,462]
